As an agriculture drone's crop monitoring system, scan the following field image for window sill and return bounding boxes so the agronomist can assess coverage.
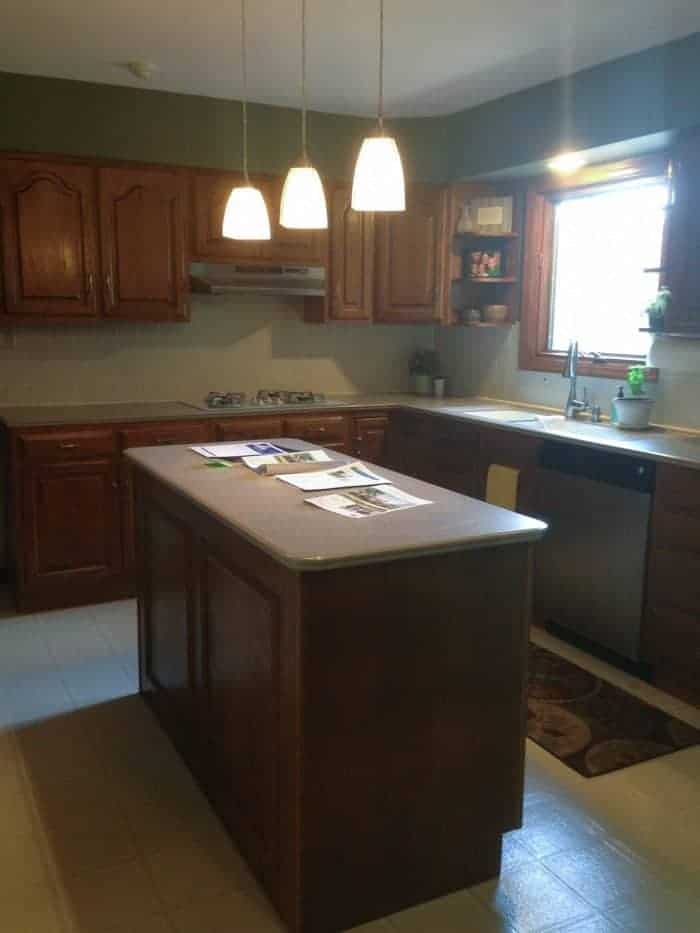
[519,349,659,382]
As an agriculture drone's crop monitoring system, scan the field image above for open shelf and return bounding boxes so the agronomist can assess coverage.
[460,321,514,328]
[457,231,519,239]
[640,328,700,339]
[468,276,518,285]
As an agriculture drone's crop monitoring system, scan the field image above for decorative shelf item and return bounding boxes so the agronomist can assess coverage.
[458,195,513,234]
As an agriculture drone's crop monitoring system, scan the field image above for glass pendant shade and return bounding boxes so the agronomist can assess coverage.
[280,164,328,229]
[351,135,406,211]
[222,185,271,240]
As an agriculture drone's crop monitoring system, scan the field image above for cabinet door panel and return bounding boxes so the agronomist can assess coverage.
[201,554,279,886]
[143,506,193,714]
[99,167,188,321]
[329,187,373,321]
[191,171,264,261]
[0,160,99,319]
[283,414,350,450]
[22,458,121,585]
[665,133,700,332]
[353,416,388,463]
[215,417,284,441]
[261,175,326,265]
[375,185,446,323]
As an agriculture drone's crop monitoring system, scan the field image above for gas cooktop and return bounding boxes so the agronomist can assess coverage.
[194,390,328,410]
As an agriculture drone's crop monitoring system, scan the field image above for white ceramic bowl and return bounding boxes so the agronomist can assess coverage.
[483,304,509,323]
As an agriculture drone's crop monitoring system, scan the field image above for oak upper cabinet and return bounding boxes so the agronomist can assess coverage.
[99,166,188,321]
[0,159,100,321]
[375,184,447,324]
[328,186,374,321]
[191,170,265,261]
[261,174,327,265]
[665,131,700,333]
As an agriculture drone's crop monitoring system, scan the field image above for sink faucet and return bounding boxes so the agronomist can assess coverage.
[562,340,591,419]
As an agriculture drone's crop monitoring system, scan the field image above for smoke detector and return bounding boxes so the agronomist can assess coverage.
[124,61,159,81]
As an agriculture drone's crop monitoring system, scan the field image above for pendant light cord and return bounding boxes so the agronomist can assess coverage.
[301,0,308,161]
[241,0,249,182]
[378,0,384,133]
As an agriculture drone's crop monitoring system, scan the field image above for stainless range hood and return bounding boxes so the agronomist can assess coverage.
[190,262,325,298]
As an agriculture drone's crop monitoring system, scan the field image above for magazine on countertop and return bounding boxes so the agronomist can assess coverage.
[276,461,388,492]
[242,449,334,476]
[305,484,432,518]
[191,441,286,460]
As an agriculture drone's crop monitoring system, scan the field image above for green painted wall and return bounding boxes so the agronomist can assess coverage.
[0,71,449,183]
[447,31,700,179]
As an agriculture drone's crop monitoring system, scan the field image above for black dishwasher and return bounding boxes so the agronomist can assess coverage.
[533,440,655,664]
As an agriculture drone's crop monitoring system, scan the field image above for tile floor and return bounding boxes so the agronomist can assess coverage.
[1,587,699,932]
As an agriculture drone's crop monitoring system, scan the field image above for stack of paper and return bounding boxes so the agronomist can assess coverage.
[275,461,388,492]
[191,441,285,460]
[306,485,432,519]
[242,449,333,476]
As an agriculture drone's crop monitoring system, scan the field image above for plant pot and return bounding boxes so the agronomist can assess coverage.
[411,373,433,396]
[611,396,654,430]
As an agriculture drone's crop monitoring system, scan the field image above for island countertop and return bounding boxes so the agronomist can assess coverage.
[126,441,546,571]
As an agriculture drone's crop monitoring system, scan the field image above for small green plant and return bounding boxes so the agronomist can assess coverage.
[627,365,646,396]
[409,349,440,377]
[644,287,672,330]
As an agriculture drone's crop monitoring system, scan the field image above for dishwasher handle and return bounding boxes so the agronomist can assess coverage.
[538,441,655,494]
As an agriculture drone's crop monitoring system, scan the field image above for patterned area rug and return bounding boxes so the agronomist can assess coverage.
[527,643,700,777]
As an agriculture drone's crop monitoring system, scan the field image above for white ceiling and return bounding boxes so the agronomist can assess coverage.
[3,0,700,117]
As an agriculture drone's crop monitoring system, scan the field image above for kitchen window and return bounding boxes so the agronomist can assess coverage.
[519,156,669,379]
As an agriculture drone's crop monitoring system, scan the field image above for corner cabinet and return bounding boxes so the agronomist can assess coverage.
[99,166,189,321]
[374,184,448,324]
[665,131,700,333]
[0,159,100,321]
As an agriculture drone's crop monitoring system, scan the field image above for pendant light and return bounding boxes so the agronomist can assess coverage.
[280,0,328,229]
[222,0,271,240]
[351,0,405,212]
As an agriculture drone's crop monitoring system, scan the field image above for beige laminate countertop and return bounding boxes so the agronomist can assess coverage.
[126,442,547,571]
[1,394,700,471]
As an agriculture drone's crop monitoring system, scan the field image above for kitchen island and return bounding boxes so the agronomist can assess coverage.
[127,441,546,933]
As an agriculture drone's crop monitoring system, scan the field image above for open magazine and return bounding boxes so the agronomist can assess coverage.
[306,484,432,519]
[191,441,285,460]
[276,461,388,492]
[242,449,333,476]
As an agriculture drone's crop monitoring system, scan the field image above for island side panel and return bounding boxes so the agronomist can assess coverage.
[299,544,533,933]
[133,468,304,930]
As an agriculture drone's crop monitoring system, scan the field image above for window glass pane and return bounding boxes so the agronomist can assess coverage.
[549,180,667,357]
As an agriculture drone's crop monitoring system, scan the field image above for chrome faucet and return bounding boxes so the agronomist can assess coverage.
[563,340,591,419]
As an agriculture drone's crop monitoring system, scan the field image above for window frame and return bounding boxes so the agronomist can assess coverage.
[518,155,668,380]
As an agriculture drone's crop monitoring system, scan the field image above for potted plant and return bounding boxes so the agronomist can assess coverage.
[644,287,672,332]
[409,349,439,396]
[611,366,654,430]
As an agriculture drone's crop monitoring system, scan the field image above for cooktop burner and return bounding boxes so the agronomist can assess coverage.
[202,390,326,409]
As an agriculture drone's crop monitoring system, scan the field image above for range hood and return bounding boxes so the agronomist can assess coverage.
[190,262,325,298]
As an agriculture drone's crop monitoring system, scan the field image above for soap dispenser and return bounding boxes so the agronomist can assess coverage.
[611,386,625,425]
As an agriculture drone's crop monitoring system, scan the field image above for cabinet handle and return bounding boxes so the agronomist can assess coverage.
[86,272,94,298]
[112,481,120,490]
[59,442,78,449]
[354,436,362,442]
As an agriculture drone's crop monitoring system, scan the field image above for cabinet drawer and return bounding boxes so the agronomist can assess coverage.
[215,417,284,441]
[283,415,349,446]
[118,421,211,450]
[20,430,115,462]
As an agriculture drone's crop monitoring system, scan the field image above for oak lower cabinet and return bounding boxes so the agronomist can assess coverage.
[384,410,433,476]
[0,159,100,322]
[15,429,124,610]
[384,412,478,493]
[476,427,542,514]
[375,184,448,323]
[118,421,213,572]
[214,416,284,441]
[282,414,351,453]
[643,464,700,703]
[351,414,389,463]
[99,166,189,321]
